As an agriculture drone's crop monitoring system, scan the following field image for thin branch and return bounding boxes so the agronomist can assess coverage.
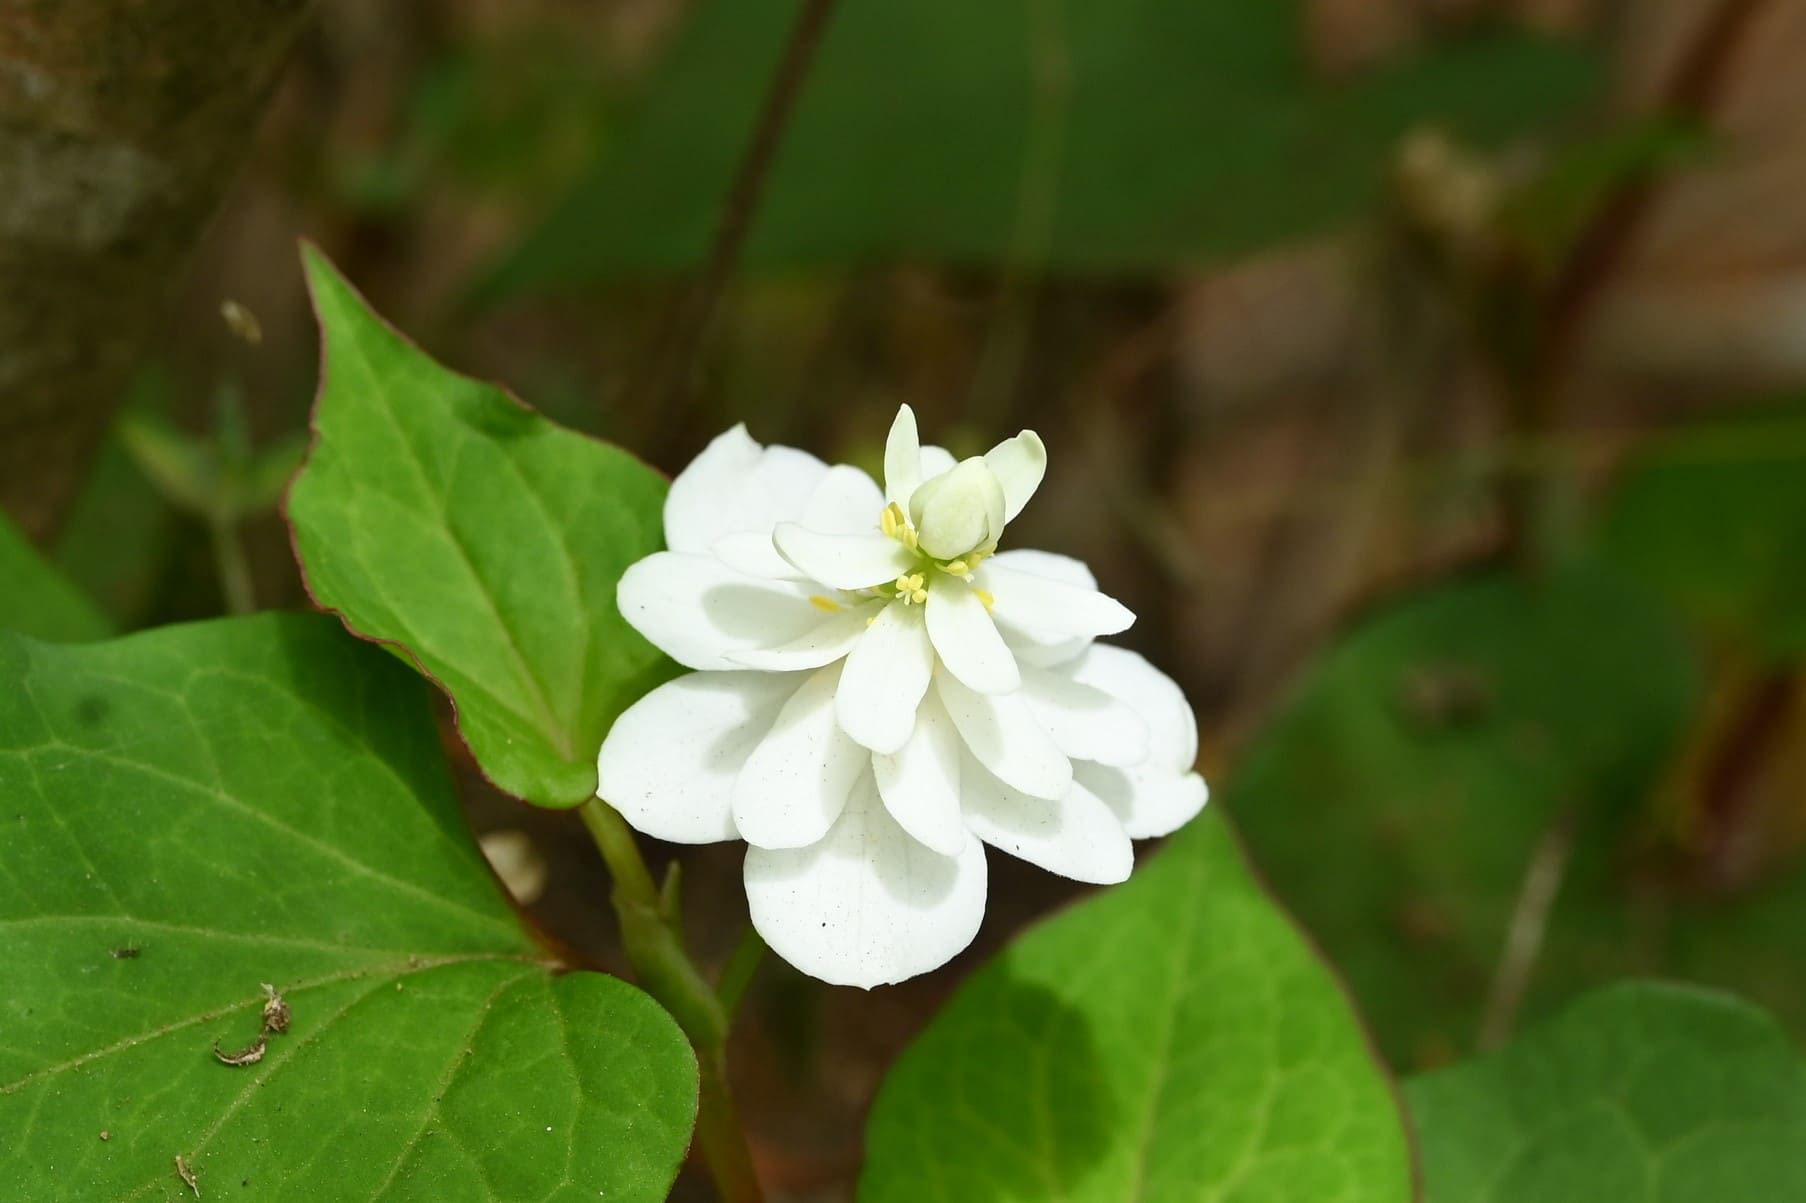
[646,0,843,430]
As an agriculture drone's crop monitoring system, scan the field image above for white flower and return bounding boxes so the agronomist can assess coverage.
[598,406,1208,988]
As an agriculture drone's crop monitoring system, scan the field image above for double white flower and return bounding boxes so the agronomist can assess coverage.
[598,406,1207,987]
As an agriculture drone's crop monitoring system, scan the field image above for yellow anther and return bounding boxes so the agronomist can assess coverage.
[943,559,969,576]
[867,614,878,627]
[809,595,843,613]
[892,572,928,605]
[974,588,996,611]
[880,503,902,538]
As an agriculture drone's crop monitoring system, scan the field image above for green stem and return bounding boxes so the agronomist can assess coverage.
[209,512,255,615]
[578,799,763,1203]
[715,926,767,1020]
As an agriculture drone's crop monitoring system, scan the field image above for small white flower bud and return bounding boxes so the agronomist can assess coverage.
[908,458,1006,560]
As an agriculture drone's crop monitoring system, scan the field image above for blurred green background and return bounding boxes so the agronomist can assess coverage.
[8,1,1806,1197]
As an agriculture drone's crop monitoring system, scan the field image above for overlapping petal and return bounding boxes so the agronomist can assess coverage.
[745,772,988,989]
[732,663,867,849]
[872,691,966,855]
[936,670,1071,801]
[598,672,795,843]
[773,524,916,590]
[925,578,1019,695]
[836,601,935,753]
[665,425,827,553]
[961,760,1132,884]
[617,552,822,670]
[1063,645,1208,838]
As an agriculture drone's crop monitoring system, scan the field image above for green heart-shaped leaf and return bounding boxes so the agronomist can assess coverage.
[1408,982,1806,1201]
[0,615,696,1199]
[859,810,1412,1202]
[287,248,673,808]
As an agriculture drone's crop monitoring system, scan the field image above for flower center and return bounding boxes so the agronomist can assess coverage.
[876,502,995,608]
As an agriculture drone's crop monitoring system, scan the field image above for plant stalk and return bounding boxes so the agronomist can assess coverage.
[578,798,763,1202]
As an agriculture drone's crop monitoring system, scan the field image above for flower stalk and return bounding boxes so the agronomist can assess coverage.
[579,798,763,1203]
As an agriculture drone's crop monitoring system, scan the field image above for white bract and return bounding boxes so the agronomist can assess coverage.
[598,406,1208,987]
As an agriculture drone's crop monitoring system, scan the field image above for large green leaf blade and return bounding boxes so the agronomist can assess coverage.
[1407,982,1806,1201]
[1229,566,1700,1065]
[287,247,672,807]
[859,810,1413,1202]
[0,615,696,1200]
[483,0,1596,296]
[0,507,111,642]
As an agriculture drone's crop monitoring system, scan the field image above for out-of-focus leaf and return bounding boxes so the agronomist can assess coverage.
[859,810,1412,1202]
[481,2,1598,297]
[118,412,216,516]
[1230,565,1698,1066]
[0,615,697,1200]
[1603,407,1806,660]
[286,247,672,807]
[1408,982,1806,1201]
[0,508,112,642]
[248,431,308,512]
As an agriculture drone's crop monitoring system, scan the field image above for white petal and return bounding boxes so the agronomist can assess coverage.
[745,773,988,988]
[1065,644,1208,839]
[773,523,916,590]
[711,531,802,581]
[802,464,887,535]
[873,690,967,855]
[618,553,819,670]
[664,426,826,553]
[883,405,923,509]
[918,445,958,479]
[989,548,1096,589]
[836,601,934,753]
[598,672,793,843]
[1020,663,1149,766]
[1074,760,1209,840]
[936,670,1071,801]
[984,430,1046,523]
[1067,644,1198,770]
[984,550,1099,666]
[976,557,1134,645]
[962,760,1132,884]
[726,602,876,671]
[732,663,868,849]
[925,579,1020,695]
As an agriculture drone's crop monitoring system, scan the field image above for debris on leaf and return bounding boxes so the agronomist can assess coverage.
[260,983,291,1034]
[211,1037,267,1067]
[176,1154,200,1197]
[109,947,140,959]
[211,983,291,1068]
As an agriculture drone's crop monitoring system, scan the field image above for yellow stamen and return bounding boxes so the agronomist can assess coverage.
[943,559,968,576]
[974,588,995,611]
[809,595,843,613]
